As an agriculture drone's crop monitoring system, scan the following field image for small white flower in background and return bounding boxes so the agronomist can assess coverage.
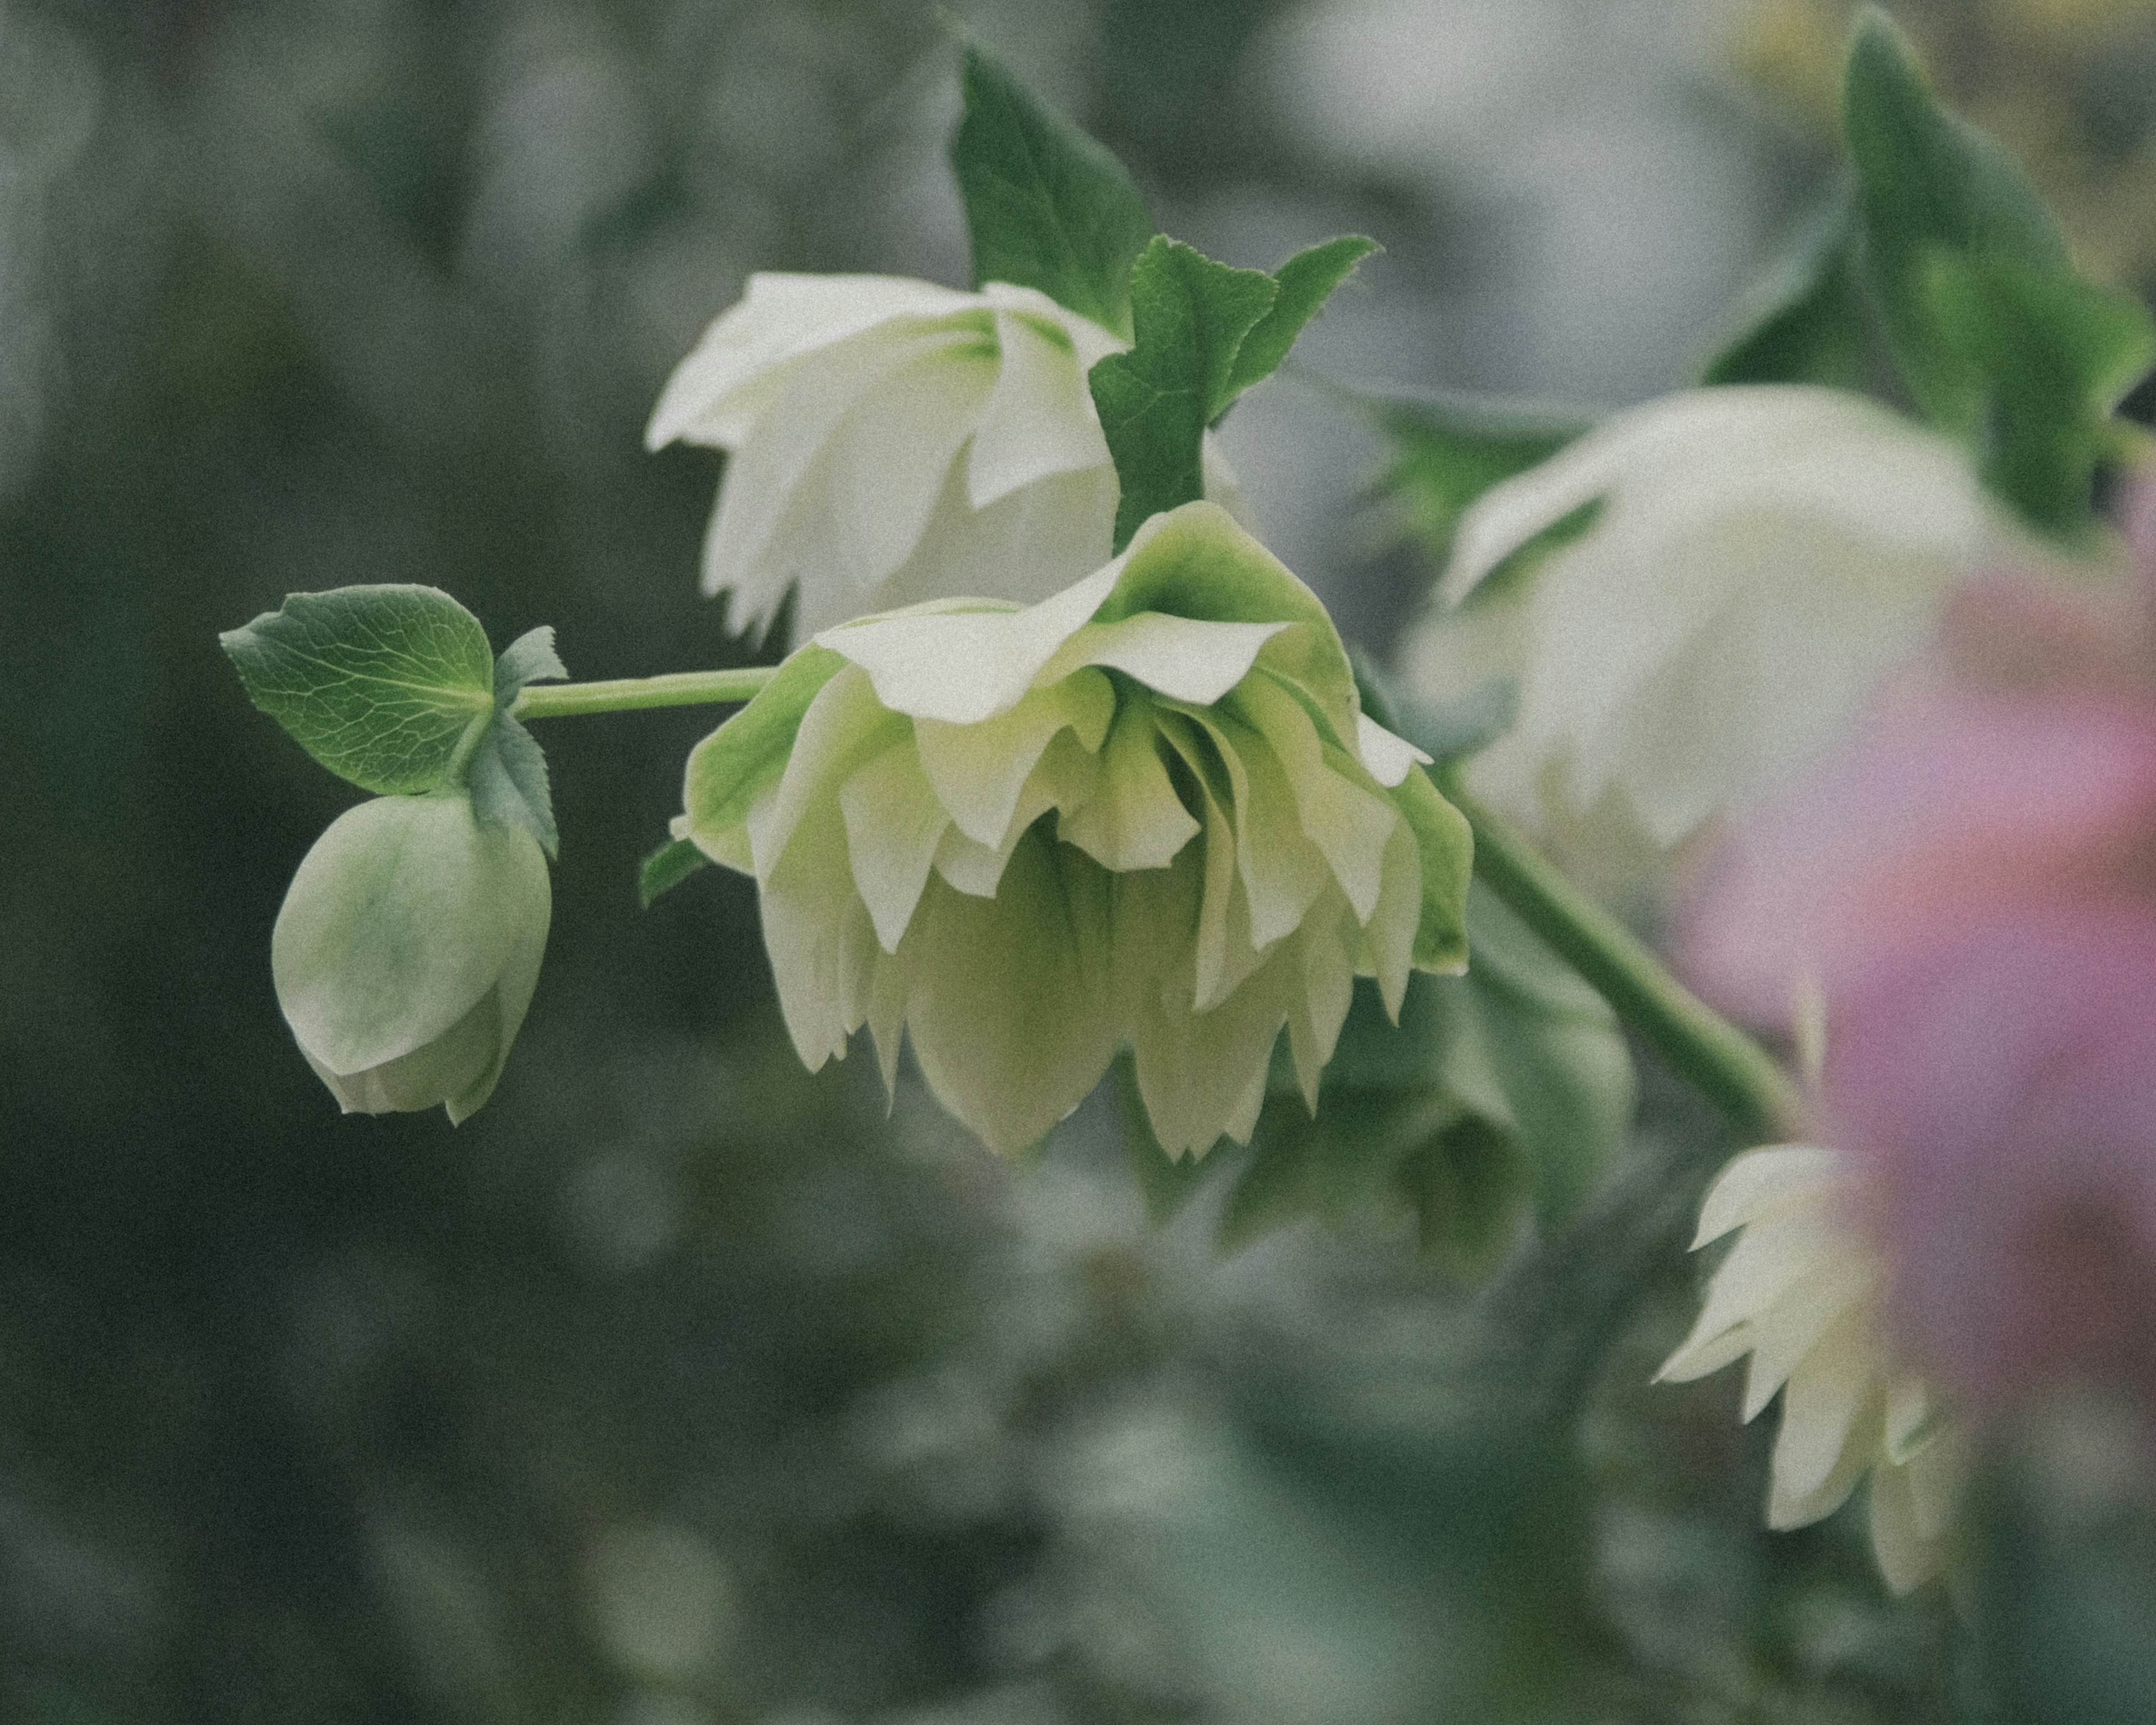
[1656,1144,1964,1594]
[676,501,1470,1157]
[647,273,1240,637]
[273,792,551,1124]
[1399,385,2022,851]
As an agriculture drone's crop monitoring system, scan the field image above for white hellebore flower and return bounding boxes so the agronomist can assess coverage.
[273,791,551,1124]
[1657,1144,1965,1594]
[675,502,1472,1157]
[1399,385,2016,849]
[647,273,1238,636]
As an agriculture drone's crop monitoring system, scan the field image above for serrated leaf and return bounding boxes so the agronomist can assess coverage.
[1089,238,1278,550]
[1364,387,1595,568]
[466,625,568,856]
[640,837,710,908]
[953,42,1155,337]
[1223,235,1377,404]
[221,585,496,794]
[1700,188,1876,390]
[1839,8,2150,531]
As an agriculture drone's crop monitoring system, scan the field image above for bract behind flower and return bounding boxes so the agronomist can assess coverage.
[1399,385,2016,851]
[647,273,1240,636]
[677,503,1472,1156]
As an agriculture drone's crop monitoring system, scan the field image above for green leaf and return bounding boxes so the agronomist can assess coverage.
[221,585,496,795]
[468,626,567,857]
[952,42,1155,337]
[1840,9,2152,530]
[1699,188,1876,390]
[1925,252,2156,537]
[1844,9,2066,435]
[1364,388,1595,568]
[1207,882,1634,1264]
[1089,238,1278,550]
[639,837,710,908]
[1223,235,1378,403]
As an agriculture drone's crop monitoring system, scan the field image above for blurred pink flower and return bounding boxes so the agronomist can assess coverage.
[1678,476,2156,1406]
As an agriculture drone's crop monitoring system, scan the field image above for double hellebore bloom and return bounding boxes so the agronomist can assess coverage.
[675,502,1472,1156]
[646,273,1236,636]
[1400,385,2015,850]
[1657,1145,1963,1594]
[273,791,551,1124]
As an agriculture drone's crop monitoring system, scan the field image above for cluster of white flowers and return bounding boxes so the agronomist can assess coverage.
[1657,1145,1964,1593]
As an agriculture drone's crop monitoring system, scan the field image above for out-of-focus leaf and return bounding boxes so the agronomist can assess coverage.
[953,42,1155,338]
[1924,252,2156,536]
[1700,189,1876,391]
[1842,9,2153,533]
[1090,236,1277,548]
[639,837,709,908]
[1364,389,1595,568]
[221,585,496,795]
[1141,882,1633,1267]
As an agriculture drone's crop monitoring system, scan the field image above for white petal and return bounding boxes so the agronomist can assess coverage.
[1181,704,1328,953]
[759,790,878,1073]
[861,460,1118,625]
[1693,1144,1844,1248]
[966,304,1110,508]
[1867,1462,1936,1595]
[1355,713,1432,788]
[701,322,986,604]
[1769,1308,1879,1515]
[1359,816,1422,1019]
[647,272,981,450]
[838,738,951,953]
[817,557,1123,724]
[1056,697,1201,873]
[897,832,1121,1154]
[913,669,1114,846]
[747,665,901,883]
[1236,677,1399,924]
[1043,613,1289,706]
[1738,1254,1874,1421]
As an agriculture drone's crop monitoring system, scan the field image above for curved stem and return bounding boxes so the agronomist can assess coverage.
[1445,777,1807,1146]
[511,666,778,720]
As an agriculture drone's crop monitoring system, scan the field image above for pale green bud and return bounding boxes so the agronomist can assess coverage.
[272,791,551,1124]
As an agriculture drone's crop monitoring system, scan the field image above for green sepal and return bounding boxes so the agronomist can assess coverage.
[221,585,496,795]
[1698,188,1876,391]
[1390,765,1472,975]
[640,837,710,907]
[952,41,1155,337]
[468,626,567,857]
[1222,235,1378,406]
[1841,8,2153,532]
[680,644,848,856]
[1362,387,1595,568]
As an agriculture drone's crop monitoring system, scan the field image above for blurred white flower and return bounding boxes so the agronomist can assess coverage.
[647,272,1238,637]
[1657,1144,1963,1594]
[1399,385,2017,850]
[677,502,1469,1156]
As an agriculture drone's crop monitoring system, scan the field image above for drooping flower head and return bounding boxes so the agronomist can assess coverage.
[646,273,1237,637]
[1657,1145,1963,1594]
[1400,385,2018,852]
[676,502,1472,1156]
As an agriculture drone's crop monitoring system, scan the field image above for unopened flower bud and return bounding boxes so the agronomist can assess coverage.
[272,791,550,1124]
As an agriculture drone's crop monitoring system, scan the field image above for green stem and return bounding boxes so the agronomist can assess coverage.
[1445,777,1807,1145]
[511,666,778,720]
